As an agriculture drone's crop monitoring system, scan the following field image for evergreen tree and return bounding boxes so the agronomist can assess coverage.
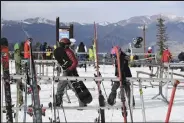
[156,17,169,56]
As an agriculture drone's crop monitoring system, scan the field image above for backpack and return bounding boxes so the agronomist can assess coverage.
[77,43,85,52]
[54,47,72,69]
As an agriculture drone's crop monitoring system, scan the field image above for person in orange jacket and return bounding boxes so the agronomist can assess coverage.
[161,47,172,63]
[161,47,172,78]
[24,38,32,68]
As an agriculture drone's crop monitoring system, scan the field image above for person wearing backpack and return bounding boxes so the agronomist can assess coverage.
[24,38,33,69]
[107,46,135,107]
[54,38,87,107]
[76,42,87,67]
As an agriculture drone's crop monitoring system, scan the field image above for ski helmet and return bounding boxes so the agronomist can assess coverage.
[111,46,121,57]
[148,47,152,50]
[59,38,71,45]
[27,38,33,42]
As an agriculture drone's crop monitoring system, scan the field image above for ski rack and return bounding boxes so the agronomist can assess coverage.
[8,51,158,56]
[2,75,183,122]
[162,63,184,102]
[168,72,184,78]
[1,104,141,111]
[168,63,184,68]
[9,60,113,66]
[8,75,184,84]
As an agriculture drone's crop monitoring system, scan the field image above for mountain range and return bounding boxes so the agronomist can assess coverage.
[1,14,184,52]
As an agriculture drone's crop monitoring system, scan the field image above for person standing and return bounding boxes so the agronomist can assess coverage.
[24,38,32,68]
[145,47,153,70]
[107,46,135,107]
[54,38,87,107]
[76,41,87,68]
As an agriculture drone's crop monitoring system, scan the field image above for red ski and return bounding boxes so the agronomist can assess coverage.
[165,80,180,122]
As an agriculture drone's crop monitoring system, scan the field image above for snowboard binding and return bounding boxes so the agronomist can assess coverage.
[27,85,41,95]
[27,104,46,117]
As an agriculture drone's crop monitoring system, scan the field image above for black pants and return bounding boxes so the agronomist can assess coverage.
[111,81,135,106]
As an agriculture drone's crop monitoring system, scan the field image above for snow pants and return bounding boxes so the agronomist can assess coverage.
[56,71,86,106]
[110,81,135,106]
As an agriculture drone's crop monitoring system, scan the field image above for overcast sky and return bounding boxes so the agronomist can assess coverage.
[1,1,184,23]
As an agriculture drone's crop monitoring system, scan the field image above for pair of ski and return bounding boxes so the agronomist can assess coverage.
[93,23,133,123]
[93,22,106,123]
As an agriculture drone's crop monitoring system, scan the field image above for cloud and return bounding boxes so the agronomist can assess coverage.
[1,1,184,23]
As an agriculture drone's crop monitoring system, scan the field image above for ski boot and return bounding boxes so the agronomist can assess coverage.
[48,95,63,109]
[27,107,33,116]
[107,92,117,106]
[78,102,87,111]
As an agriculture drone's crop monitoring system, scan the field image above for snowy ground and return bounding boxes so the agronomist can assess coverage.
[1,62,184,122]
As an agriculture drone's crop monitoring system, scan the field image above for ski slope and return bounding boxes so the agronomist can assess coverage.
[1,62,184,122]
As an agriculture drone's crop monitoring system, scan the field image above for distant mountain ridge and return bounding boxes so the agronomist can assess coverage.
[1,14,184,52]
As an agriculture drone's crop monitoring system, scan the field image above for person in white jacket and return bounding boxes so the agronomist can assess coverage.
[69,38,76,51]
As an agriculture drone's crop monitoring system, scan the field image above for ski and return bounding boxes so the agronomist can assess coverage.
[14,42,23,122]
[48,64,61,123]
[23,62,30,122]
[114,46,128,122]
[1,38,14,123]
[93,22,105,123]
[165,80,180,122]
[29,39,43,122]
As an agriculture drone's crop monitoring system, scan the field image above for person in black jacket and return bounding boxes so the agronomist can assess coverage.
[108,46,135,107]
[76,42,87,67]
[178,52,184,71]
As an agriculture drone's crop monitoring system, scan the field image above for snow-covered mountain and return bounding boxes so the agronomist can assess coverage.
[2,14,184,27]
[1,14,184,52]
[115,14,184,26]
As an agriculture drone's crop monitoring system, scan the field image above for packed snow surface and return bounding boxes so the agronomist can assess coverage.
[1,61,184,122]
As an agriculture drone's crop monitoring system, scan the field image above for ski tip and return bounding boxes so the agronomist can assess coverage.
[1,38,8,46]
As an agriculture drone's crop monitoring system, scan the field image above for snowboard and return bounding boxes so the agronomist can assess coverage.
[70,80,93,104]
[1,38,14,122]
